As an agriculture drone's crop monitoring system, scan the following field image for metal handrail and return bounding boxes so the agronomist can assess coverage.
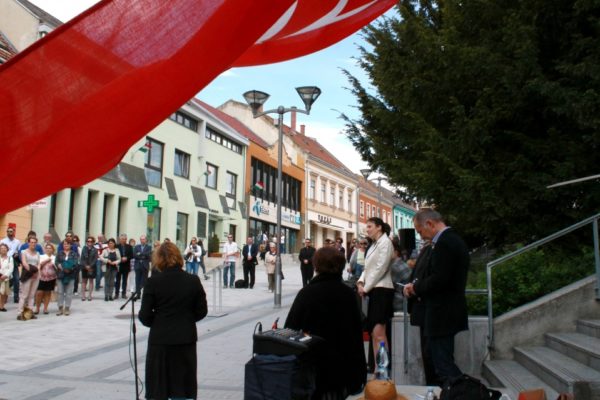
[486,213,600,349]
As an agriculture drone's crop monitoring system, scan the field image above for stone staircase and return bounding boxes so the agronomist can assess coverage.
[483,319,600,399]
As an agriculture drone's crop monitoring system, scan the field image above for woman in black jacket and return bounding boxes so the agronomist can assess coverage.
[285,246,366,400]
[138,242,208,400]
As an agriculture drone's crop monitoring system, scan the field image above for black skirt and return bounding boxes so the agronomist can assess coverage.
[145,343,197,400]
[37,279,56,292]
[81,267,96,279]
[366,287,395,332]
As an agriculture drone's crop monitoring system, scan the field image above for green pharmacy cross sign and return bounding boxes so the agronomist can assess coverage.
[138,194,160,213]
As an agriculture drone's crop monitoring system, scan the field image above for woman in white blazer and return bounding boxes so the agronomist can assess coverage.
[357,217,394,363]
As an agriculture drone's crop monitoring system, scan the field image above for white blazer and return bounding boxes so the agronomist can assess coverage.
[358,233,394,293]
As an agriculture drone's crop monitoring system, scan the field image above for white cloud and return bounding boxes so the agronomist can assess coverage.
[218,69,238,78]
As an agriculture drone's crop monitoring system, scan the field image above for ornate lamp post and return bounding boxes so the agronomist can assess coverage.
[243,87,321,308]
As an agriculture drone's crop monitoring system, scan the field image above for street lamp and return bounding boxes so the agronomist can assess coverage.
[360,169,388,218]
[243,86,321,308]
[356,168,373,238]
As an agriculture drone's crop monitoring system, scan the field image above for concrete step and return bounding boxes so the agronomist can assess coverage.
[546,332,600,372]
[578,319,600,339]
[514,346,600,398]
[482,359,558,400]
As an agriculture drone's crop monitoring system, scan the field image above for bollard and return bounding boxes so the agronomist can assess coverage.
[208,265,227,317]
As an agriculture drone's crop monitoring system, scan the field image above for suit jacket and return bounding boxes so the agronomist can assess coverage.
[358,233,394,293]
[298,246,316,267]
[138,267,207,345]
[133,244,152,270]
[241,243,259,266]
[414,228,469,337]
[285,273,366,395]
[117,243,133,274]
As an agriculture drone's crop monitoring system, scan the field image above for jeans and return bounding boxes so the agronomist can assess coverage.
[185,261,198,275]
[353,263,364,279]
[12,264,20,302]
[199,259,206,276]
[223,262,235,287]
[429,334,462,383]
[95,260,103,289]
[135,267,148,294]
[18,275,38,312]
[104,267,117,297]
[57,279,74,309]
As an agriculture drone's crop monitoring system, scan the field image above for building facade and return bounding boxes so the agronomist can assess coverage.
[357,176,393,238]
[218,100,306,253]
[32,99,249,251]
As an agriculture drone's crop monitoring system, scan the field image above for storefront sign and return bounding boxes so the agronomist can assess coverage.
[317,214,332,225]
[250,196,301,228]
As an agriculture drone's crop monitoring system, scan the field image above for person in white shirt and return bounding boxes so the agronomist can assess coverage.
[1,227,21,304]
[0,243,14,311]
[221,234,239,289]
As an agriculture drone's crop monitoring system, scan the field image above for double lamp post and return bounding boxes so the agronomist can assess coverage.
[243,86,321,308]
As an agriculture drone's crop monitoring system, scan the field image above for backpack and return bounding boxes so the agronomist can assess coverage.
[440,374,502,400]
[235,279,248,289]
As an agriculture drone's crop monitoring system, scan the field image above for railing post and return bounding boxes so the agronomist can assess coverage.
[487,263,494,350]
[403,297,409,375]
[593,219,600,300]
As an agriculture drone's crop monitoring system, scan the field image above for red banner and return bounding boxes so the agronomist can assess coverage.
[0,0,395,214]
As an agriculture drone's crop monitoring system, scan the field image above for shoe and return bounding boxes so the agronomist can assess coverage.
[109,296,114,301]
[104,296,109,301]
[43,311,49,315]
[114,293,119,299]
[204,275,210,280]
[64,307,70,316]
[56,306,64,316]
[223,285,227,289]
[230,285,234,288]
[81,298,86,301]
[0,308,6,312]
[88,296,92,301]
[34,310,39,315]
[17,314,24,321]
[31,315,37,319]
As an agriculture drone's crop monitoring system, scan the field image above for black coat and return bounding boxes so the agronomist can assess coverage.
[408,244,433,327]
[139,267,208,345]
[298,246,316,267]
[117,243,133,274]
[285,273,366,396]
[242,243,259,266]
[414,228,469,337]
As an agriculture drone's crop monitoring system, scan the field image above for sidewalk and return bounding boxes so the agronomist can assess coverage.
[0,259,303,400]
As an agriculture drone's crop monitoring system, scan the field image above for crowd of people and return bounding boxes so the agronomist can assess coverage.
[0,228,198,319]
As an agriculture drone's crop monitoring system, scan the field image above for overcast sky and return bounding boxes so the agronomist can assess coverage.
[28,0,392,182]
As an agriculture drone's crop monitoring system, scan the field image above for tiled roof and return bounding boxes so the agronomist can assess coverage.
[287,130,354,176]
[0,31,18,64]
[17,0,63,26]
[191,98,270,149]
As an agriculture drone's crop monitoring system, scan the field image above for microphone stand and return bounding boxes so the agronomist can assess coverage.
[120,292,140,400]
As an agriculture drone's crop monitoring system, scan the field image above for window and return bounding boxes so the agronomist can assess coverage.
[226,171,237,198]
[147,207,161,242]
[176,212,188,251]
[170,111,198,131]
[206,163,218,189]
[174,149,190,178]
[348,192,353,212]
[144,138,164,188]
[330,186,335,205]
[360,200,364,217]
[321,183,326,203]
[310,179,316,199]
[197,212,207,238]
[339,190,344,210]
[367,204,371,218]
[206,126,242,154]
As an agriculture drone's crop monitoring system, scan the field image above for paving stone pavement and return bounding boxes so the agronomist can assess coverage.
[0,259,302,400]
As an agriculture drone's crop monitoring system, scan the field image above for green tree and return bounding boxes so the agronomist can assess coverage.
[345,0,600,245]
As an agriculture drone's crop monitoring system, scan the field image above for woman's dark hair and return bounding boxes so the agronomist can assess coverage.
[107,238,116,247]
[367,217,391,235]
[313,247,346,275]
[391,237,402,255]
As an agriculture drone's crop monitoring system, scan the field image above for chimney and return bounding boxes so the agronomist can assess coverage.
[300,124,305,135]
[291,109,297,133]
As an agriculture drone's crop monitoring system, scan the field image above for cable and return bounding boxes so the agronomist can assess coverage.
[129,313,144,399]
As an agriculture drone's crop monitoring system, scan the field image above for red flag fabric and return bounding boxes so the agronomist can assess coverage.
[0,0,395,214]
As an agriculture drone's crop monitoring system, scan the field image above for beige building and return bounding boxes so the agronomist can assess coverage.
[32,99,249,250]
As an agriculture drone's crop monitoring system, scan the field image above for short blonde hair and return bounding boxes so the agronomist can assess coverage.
[151,242,184,272]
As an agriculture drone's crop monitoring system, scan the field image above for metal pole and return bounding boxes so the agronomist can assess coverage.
[486,263,494,349]
[275,110,284,308]
[377,178,382,218]
[593,219,600,300]
[356,187,360,238]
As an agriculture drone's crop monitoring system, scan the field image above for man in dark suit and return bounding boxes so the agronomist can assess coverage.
[115,234,134,299]
[241,237,259,289]
[298,238,316,287]
[404,208,469,385]
[133,235,152,296]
